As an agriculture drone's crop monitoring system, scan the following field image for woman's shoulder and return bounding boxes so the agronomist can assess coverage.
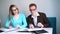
[19,12,25,16]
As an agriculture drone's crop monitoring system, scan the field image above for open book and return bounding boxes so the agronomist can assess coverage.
[17,28,43,31]
[0,28,48,33]
[18,28,48,33]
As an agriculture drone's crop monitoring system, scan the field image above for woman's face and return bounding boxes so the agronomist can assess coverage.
[12,7,19,15]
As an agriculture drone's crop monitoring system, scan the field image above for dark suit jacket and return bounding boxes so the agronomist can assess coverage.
[27,12,50,28]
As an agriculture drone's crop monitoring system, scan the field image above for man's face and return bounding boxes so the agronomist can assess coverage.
[30,6,36,12]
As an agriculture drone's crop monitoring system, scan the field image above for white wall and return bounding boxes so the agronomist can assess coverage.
[0,0,60,34]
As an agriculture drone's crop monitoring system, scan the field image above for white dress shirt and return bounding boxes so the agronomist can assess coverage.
[31,12,39,26]
[31,12,44,27]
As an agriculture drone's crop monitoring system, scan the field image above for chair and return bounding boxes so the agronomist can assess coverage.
[48,17,56,34]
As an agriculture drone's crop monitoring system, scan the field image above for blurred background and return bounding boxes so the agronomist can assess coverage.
[0,0,60,34]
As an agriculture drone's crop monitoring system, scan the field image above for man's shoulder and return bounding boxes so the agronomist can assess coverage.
[28,15,32,18]
[38,12,45,14]
[38,12,46,16]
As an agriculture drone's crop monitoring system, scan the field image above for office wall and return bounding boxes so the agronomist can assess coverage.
[0,0,60,34]
[55,0,60,34]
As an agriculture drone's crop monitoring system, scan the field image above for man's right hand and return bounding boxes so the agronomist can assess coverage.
[29,24,34,29]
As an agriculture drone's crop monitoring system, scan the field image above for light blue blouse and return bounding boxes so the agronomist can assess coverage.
[5,13,27,28]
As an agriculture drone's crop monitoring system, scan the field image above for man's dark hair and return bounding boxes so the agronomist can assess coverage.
[29,3,37,9]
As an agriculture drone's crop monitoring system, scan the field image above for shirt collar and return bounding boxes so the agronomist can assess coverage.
[31,12,40,18]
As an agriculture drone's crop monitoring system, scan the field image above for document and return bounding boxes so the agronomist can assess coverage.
[27,28,43,31]
[1,28,17,32]
[1,28,44,32]
[17,28,43,32]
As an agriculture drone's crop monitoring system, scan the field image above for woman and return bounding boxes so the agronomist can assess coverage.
[5,4,27,29]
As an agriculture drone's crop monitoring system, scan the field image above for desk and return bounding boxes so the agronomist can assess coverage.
[0,28,53,34]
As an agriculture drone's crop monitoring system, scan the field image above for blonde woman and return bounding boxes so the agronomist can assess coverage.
[5,5,27,29]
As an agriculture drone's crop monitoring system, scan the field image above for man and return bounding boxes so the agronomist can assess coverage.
[27,3,50,29]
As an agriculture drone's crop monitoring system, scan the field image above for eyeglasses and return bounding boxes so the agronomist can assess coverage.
[30,9,36,11]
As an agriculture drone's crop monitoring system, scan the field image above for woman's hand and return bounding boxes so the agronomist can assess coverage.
[16,25,20,29]
[29,24,34,29]
[9,26,12,29]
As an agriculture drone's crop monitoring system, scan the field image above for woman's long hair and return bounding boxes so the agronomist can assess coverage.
[8,4,19,20]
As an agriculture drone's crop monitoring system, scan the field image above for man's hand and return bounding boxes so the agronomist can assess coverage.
[29,24,34,29]
[37,22,44,28]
